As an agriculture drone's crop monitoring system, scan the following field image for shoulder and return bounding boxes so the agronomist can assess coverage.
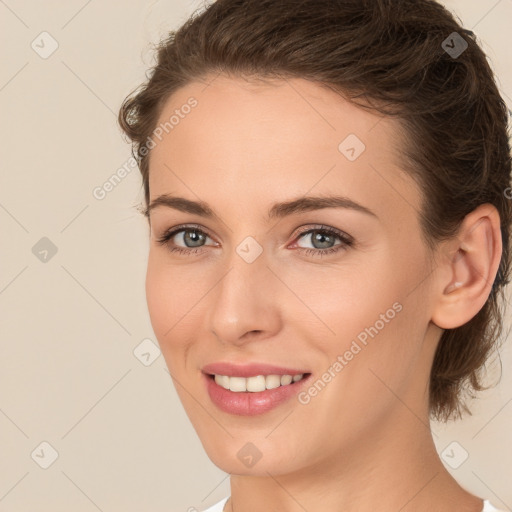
[200,496,229,512]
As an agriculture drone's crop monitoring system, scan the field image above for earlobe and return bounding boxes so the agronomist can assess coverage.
[431,204,502,330]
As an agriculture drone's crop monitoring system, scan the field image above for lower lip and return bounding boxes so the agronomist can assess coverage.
[203,373,311,416]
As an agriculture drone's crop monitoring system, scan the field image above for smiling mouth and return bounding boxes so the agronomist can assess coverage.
[207,373,311,393]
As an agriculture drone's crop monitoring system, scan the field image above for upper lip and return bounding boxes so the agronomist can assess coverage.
[202,362,311,378]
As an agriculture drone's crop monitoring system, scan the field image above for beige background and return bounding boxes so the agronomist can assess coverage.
[1,0,511,510]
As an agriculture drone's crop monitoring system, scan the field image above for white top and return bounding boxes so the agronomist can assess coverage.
[483,501,508,512]
[201,497,506,512]
[202,496,228,512]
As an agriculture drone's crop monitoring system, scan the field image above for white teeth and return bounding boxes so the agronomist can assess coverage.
[247,375,266,392]
[265,375,281,389]
[213,373,305,392]
[214,374,230,389]
[229,376,247,392]
[280,375,293,385]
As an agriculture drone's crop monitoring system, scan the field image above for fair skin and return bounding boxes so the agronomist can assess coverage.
[145,75,502,512]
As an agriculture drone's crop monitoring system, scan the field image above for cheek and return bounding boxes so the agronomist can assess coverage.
[145,252,198,355]
[145,255,170,340]
[282,255,404,350]
[291,297,422,447]
[317,257,430,412]
[292,249,426,384]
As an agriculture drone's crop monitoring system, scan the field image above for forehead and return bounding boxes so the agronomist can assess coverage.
[148,74,421,224]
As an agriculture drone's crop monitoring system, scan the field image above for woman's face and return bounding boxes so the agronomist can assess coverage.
[146,75,443,475]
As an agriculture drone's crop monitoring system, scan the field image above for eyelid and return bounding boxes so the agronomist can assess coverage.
[292,224,354,244]
[156,223,354,254]
[157,223,217,244]
[157,223,350,243]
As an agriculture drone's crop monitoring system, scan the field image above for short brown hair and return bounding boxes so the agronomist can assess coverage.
[118,0,512,421]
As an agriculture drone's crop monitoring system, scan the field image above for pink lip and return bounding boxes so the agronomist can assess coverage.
[201,363,312,416]
[201,362,310,378]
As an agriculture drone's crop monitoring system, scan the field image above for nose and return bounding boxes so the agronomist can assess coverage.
[207,248,282,347]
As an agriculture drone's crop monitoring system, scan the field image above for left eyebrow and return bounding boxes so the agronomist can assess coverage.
[145,194,378,220]
[267,195,378,220]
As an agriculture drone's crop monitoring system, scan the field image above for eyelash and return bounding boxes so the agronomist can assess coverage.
[156,223,354,258]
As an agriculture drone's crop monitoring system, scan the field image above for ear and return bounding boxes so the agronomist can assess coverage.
[431,203,502,330]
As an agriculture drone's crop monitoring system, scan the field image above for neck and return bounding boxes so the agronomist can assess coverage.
[225,406,483,512]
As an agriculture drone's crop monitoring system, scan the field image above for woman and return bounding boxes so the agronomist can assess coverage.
[118,0,511,510]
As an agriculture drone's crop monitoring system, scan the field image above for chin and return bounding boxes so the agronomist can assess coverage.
[199,435,301,477]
